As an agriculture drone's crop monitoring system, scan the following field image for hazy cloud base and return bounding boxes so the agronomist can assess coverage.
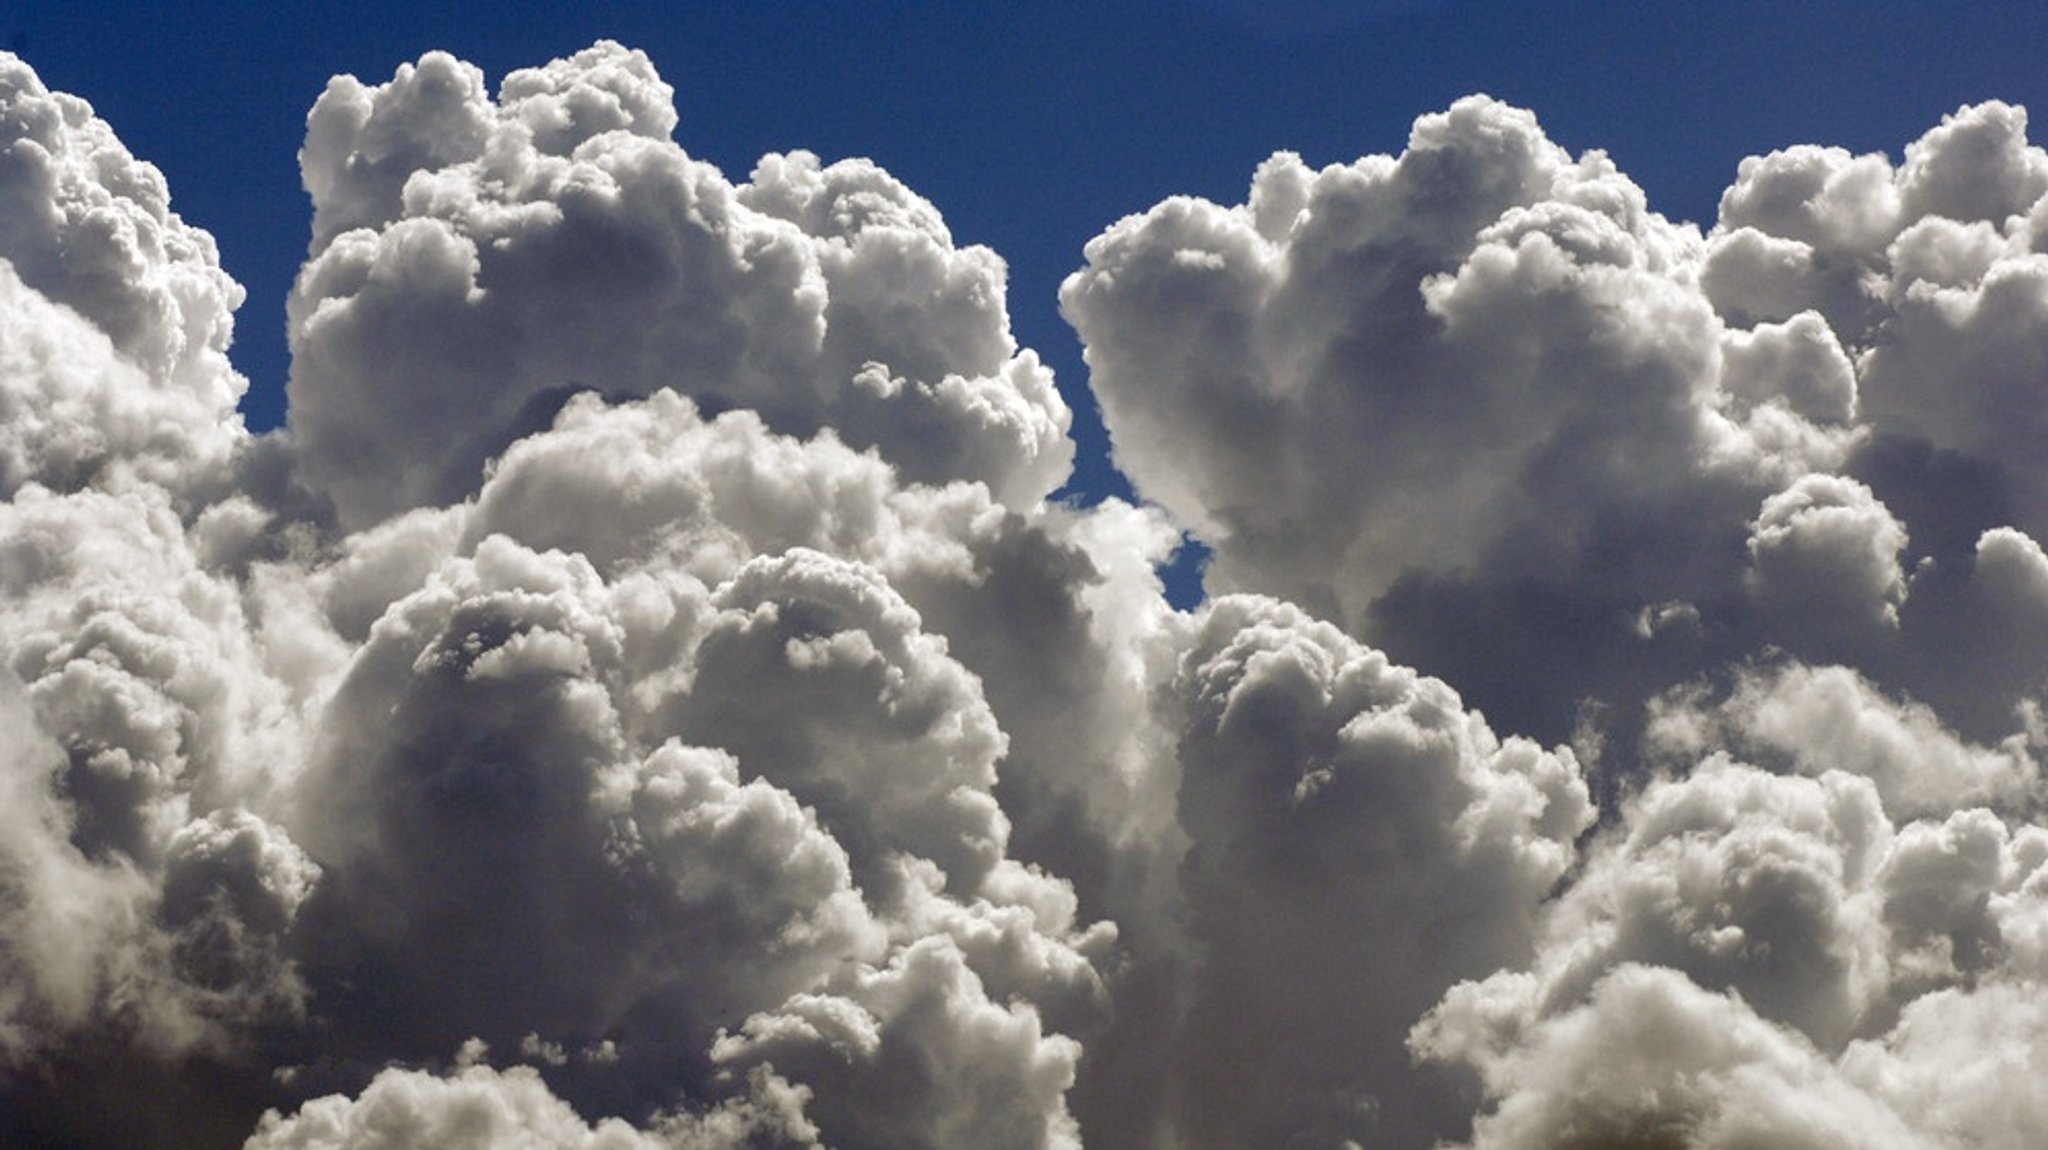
[6,40,2048,1150]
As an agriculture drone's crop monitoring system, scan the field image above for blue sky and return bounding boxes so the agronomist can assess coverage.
[14,0,2048,518]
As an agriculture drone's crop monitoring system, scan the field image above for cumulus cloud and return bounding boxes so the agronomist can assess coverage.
[1062,79,2048,1150]
[1156,595,1591,1147]
[1745,473,1909,648]
[1414,962,1930,1150]
[1060,87,2048,771]
[0,483,314,1045]
[1,42,1148,1147]
[13,36,2048,1150]
[244,1044,823,1150]
[0,55,247,498]
[1415,754,2048,1150]
[286,41,1070,529]
[1063,97,1851,630]
[1647,661,2039,819]
[0,483,315,1145]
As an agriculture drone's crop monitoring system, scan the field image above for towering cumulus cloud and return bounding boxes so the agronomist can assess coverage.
[286,43,1072,528]
[1066,86,2048,1150]
[8,35,2048,1150]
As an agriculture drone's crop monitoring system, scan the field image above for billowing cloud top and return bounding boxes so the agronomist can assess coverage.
[8,39,2048,1150]
[287,42,1071,529]
[0,55,248,498]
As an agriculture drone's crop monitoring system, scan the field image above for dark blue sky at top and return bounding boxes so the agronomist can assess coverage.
[10,1,2048,571]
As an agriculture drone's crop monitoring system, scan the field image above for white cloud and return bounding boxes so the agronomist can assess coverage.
[15,38,2048,1150]
[1063,95,1853,636]
[287,41,1070,529]
[1840,980,2048,1150]
[1473,760,1896,1051]
[1417,753,2048,1150]
[245,1050,823,1149]
[1647,661,2040,819]
[1745,473,1910,650]
[0,480,316,1079]
[1155,594,1591,1146]
[0,57,247,498]
[713,933,1084,1150]
[1416,963,1930,1150]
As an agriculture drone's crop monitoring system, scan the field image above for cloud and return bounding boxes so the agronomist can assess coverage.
[1153,594,1591,1146]
[270,522,1113,1146]
[0,56,246,498]
[1414,962,1930,1150]
[1060,88,2048,780]
[1839,980,2048,1150]
[1647,661,2039,819]
[1063,97,1851,624]
[0,43,1107,1148]
[287,41,1070,529]
[244,1042,823,1150]
[1060,96,1895,753]
[0,485,314,1146]
[712,933,1085,1150]
[1745,473,1909,649]
[1415,752,2048,1150]
[12,37,2048,1150]
[1712,102,2048,586]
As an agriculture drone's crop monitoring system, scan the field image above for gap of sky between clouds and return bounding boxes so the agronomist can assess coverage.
[12,0,2048,609]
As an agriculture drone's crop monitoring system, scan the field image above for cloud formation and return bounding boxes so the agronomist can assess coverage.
[8,38,2048,1150]
[0,55,247,498]
[287,42,1070,529]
